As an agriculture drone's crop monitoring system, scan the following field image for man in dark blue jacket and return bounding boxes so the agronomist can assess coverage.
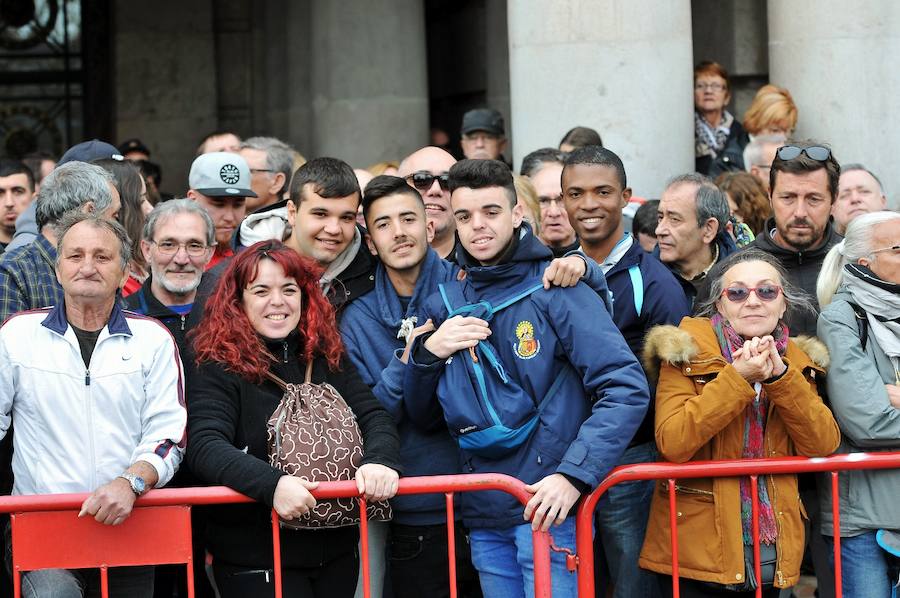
[405,160,650,597]
[340,175,597,598]
[561,146,689,598]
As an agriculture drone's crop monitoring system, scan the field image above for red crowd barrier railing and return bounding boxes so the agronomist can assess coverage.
[574,452,900,598]
[0,473,554,598]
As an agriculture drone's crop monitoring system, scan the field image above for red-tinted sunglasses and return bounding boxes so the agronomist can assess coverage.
[721,285,783,303]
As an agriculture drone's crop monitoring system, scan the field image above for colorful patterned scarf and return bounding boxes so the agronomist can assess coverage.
[711,314,788,545]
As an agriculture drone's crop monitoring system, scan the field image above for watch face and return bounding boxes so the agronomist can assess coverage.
[132,476,146,494]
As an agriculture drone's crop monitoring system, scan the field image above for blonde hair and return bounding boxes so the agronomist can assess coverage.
[816,211,900,307]
[743,85,798,136]
[513,174,541,237]
[367,160,400,176]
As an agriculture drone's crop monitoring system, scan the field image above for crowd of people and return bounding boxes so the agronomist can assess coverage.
[0,58,897,598]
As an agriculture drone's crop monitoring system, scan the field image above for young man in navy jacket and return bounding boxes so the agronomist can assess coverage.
[340,175,598,598]
[404,160,650,597]
[562,146,689,598]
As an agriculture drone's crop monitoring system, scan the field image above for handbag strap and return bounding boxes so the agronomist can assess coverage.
[264,370,290,391]
[265,360,314,389]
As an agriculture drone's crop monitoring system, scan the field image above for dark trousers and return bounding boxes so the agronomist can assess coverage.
[152,508,215,598]
[388,522,482,598]
[213,549,358,598]
[658,575,781,598]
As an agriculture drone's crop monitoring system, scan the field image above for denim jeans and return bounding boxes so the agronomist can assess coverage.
[388,521,482,598]
[21,566,154,598]
[825,531,893,598]
[594,441,660,598]
[354,519,389,598]
[469,518,576,598]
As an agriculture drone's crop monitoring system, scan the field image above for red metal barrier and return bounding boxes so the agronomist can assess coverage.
[0,473,554,598]
[574,452,900,598]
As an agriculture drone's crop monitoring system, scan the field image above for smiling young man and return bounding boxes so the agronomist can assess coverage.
[561,147,688,598]
[405,159,649,597]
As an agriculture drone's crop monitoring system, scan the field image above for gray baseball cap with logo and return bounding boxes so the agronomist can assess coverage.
[188,152,257,198]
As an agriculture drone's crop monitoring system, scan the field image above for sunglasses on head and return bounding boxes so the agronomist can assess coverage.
[776,145,831,162]
[407,172,449,191]
[720,284,783,303]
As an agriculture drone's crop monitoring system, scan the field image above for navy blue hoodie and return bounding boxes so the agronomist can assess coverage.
[405,227,650,529]
[339,248,464,525]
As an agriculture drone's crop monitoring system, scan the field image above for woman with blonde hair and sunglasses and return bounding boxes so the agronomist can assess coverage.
[639,248,839,597]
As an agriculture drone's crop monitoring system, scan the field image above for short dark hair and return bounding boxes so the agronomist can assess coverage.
[562,145,627,189]
[196,130,240,155]
[289,157,361,207]
[632,199,659,237]
[0,158,35,191]
[520,148,567,177]
[665,173,729,233]
[448,159,516,207]
[559,126,603,149]
[361,175,423,224]
[839,163,883,194]
[770,139,841,201]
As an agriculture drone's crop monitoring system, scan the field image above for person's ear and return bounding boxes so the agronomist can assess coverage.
[82,201,96,214]
[269,173,286,197]
[140,239,153,263]
[286,200,297,226]
[512,201,525,228]
[857,256,871,268]
[701,217,719,244]
[365,232,377,256]
[622,187,632,208]
[425,218,435,244]
[499,138,508,154]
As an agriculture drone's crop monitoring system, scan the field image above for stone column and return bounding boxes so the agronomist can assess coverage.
[507,0,694,197]
[310,0,429,168]
[769,1,900,209]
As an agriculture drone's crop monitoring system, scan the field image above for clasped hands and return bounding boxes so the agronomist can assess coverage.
[731,335,787,384]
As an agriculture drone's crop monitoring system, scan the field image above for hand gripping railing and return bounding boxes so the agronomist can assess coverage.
[573,452,900,598]
[0,473,555,598]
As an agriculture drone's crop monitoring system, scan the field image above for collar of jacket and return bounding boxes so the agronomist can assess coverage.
[41,300,133,337]
[373,247,453,328]
[754,217,842,260]
[641,316,829,384]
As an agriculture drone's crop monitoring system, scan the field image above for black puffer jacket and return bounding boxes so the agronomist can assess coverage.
[749,218,842,336]
[186,333,401,569]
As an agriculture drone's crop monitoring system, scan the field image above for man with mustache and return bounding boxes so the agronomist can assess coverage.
[749,140,843,336]
[125,199,215,355]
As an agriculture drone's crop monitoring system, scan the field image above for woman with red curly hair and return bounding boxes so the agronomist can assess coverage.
[186,240,401,598]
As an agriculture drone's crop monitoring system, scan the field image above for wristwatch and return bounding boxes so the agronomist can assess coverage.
[117,472,146,496]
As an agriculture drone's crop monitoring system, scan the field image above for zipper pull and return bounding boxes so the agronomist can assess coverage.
[180,315,186,331]
[85,370,90,386]
[282,341,289,363]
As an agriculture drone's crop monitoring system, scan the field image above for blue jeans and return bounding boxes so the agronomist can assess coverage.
[21,566,154,598]
[594,442,660,598]
[825,531,893,598]
[469,518,576,598]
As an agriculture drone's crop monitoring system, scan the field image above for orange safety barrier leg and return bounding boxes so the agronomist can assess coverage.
[445,493,458,598]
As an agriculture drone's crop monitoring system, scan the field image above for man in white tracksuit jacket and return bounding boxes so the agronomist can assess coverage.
[0,212,186,598]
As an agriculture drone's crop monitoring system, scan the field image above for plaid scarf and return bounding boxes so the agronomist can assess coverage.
[694,110,734,159]
[711,313,788,545]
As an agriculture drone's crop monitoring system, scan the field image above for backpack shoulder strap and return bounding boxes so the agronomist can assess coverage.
[628,264,643,318]
[490,282,545,314]
[848,302,869,352]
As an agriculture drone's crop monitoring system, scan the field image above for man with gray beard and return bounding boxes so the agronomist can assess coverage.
[126,199,214,354]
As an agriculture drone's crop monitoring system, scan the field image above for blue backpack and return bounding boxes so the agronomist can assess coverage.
[435,279,569,458]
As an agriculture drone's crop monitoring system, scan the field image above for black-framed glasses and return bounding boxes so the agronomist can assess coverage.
[871,244,900,256]
[721,285,783,303]
[776,145,831,162]
[407,172,449,191]
[152,240,210,256]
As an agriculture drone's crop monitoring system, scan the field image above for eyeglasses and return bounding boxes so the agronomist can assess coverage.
[695,82,726,92]
[152,240,210,256]
[871,244,900,256]
[720,284,783,303]
[776,145,831,162]
[407,172,449,191]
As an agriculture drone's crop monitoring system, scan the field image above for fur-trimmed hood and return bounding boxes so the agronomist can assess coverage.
[642,318,830,385]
